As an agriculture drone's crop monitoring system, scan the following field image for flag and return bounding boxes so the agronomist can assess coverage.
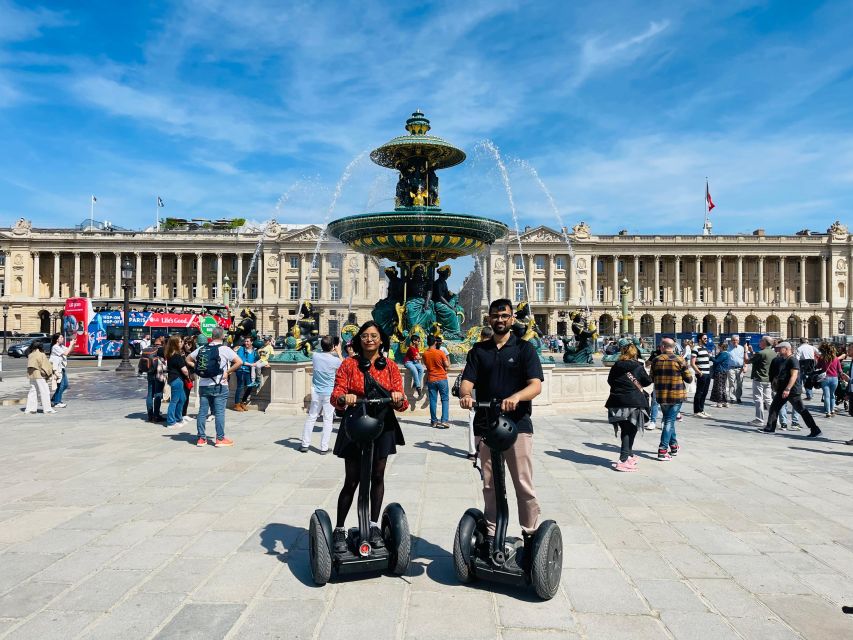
[91,195,97,203]
[705,181,715,212]
[157,197,164,207]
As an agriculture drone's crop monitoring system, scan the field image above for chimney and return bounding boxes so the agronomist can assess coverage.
[752,229,765,236]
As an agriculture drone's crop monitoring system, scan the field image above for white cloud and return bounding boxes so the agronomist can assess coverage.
[0,0,66,43]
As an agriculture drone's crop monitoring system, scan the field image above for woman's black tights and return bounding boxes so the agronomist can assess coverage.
[335,454,388,528]
[618,420,638,462]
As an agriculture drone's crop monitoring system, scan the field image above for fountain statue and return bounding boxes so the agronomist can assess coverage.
[328,111,508,357]
[562,311,597,365]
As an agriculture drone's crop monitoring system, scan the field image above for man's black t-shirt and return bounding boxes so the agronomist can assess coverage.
[461,334,544,433]
[775,355,802,396]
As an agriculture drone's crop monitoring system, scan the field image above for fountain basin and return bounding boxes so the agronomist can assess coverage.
[327,210,508,262]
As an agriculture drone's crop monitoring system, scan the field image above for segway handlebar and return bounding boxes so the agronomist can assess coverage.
[474,400,504,410]
[354,397,393,405]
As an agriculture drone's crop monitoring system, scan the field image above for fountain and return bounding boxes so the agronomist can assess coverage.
[327,111,508,358]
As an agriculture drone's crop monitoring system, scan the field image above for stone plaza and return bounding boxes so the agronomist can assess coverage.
[0,371,852,639]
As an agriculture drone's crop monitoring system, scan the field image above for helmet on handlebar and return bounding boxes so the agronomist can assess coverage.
[482,412,518,451]
[344,403,384,443]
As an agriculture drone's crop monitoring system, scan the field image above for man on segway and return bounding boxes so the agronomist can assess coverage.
[459,298,544,563]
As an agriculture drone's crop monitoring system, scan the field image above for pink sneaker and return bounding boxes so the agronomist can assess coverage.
[614,460,637,472]
[628,455,639,465]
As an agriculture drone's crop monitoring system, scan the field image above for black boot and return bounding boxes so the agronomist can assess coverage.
[333,528,347,554]
[369,525,385,549]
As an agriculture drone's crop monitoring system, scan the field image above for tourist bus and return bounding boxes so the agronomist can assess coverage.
[64,297,232,357]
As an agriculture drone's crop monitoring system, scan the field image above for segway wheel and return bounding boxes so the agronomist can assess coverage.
[453,509,484,583]
[309,512,332,585]
[531,521,562,600]
[382,503,411,575]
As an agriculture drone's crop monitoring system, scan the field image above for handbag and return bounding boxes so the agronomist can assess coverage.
[184,378,194,391]
[451,372,463,398]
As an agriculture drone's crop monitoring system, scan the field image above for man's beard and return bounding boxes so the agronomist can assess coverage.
[492,323,510,335]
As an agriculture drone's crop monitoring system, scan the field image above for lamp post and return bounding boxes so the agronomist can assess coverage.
[2,305,7,353]
[222,274,232,308]
[116,256,135,373]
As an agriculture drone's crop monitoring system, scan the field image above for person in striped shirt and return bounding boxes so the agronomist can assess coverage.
[690,333,712,418]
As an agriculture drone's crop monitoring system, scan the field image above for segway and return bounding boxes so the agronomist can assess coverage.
[308,397,410,584]
[453,401,563,599]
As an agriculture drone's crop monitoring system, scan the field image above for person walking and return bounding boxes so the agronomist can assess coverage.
[796,337,817,400]
[233,336,258,411]
[402,335,426,399]
[727,334,746,403]
[48,333,76,408]
[691,333,713,418]
[164,335,191,427]
[330,321,408,551]
[644,343,663,430]
[300,335,343,454]
[605,341,652,472]
[760,341,821,437]
[650,338,693,461]
[747,336,775,426]
[143,336,166,423]
[186,326,243,447]
[769,340,800,430]
[465,326,494,460]
[25,341,54,414]
[710,344,731,407]
[459,298,544,557]
[181,335,197,420]
[816,342,842,418]
[422,335,451,429]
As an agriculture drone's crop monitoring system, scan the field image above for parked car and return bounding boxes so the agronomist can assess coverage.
[7,338,41,358]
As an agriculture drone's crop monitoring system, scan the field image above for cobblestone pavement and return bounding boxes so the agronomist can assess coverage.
[1,377,852,639]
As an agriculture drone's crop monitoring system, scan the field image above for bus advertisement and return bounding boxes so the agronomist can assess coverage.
[64,298,231,357]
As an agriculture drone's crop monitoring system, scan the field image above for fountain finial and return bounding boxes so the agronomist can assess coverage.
[405,110,431,135]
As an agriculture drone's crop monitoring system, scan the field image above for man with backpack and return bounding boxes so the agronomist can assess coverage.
[141,336,166,422]
[186,326,243,447]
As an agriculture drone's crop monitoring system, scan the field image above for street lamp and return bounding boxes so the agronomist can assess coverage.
[222,274,232,308]
[2,305,8,353]
[116,256,135,373]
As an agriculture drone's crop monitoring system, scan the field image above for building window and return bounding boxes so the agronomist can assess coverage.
[796,262,801,273]
[659,285,665,302]
[171,283,177,298]
[289,281,299,300]
[720,262,725,274]
[211,284,218,299]
[638,260,644,273]
[289,255,299,269]
[514,282,525,302]
[699,288,705,303]
[173,258,179,269]
[330,282,340,301]
[329,254,342,269]
[556,281,565,301]
[699,261,704,273]
[310,281,319,300]
[353,280,358,295]
[796,286,801,302]
[514,255,524,271]
[535,282,545,301]
[597,259,604,274]
[556,256,565,271]
[659,260,664,274]
[0,281,4,296]
[231,257,238,270]
[191,283,197,298]
[534,255,545,270]
[0,254,5,266]
[596,285,604,302]
[618,260,624,274]
[250,282,258,299]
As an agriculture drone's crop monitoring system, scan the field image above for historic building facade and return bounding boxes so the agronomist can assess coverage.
[480,221,853,339]
[2,217,851,340]
[0,219,382,336]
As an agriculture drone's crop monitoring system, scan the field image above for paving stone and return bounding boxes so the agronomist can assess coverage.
[691,578,774,619]
[710,554,814,595]
[31,546,123,584]
[230,599,323,639]
[635,579,708,612]
[263,552,329,600]
[4,609,100,640]
[611,549,682,580]
[192,552,279,602]
[575,613,670,640]
[760,593,853,639]
[727,615,803,640]
[563,568,649,614]
[563,543,615,569]
[0,552,61,593]
[46,568,146,612]
[153,603,244,639]
[81,591,180,640]
[181,530,250,558]
[138,557,220,595]
[0,580,68,618]
[659,611,741,640]
[495,587,575,629]
[403,590,493,640]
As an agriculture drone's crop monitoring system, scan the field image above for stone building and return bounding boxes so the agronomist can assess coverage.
[0,218,382,336]
[2,217,851,341]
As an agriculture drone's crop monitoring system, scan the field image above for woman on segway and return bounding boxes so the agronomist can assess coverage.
[331,320,408,553]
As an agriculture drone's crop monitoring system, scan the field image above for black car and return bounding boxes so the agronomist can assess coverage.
[7,338,41,358]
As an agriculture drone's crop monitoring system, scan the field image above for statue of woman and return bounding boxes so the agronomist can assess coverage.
[432,265,463,339]
[372,266,404,337]
[404,265,435,334]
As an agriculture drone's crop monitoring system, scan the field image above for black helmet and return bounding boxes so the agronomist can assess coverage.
[345,405,383,443]
[482,413,518,451]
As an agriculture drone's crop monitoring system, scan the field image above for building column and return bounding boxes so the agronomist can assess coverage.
[675,256,682,303]
[318,253,325,301]
[32,252,40,298]
[73,251,81,297]
[736,255,743,304]
[175,253,183,300]
[483,253,492,307]
[758,256,764,304]
[633,255,640,303]
[525,254,534,302]
[821,255,828,304]
[611,255,619,303]
[216,253,223,301]
[800,255,807,304]
[778,256,786,305]
[2,251,10,297]
[694,255,701,303]
[590,254,598,305]
[548,255,556,301]
[236,254,244,301]
[153,252,162,299]
[716,255,722,304]
[653,255,660,304]
[135,252,142,298]
[114,253,121,298]
[278,252,285,299]
[94,251,101,298]
[196,252,204,300]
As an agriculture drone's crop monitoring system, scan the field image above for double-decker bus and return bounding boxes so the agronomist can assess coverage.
[63,297,232,357]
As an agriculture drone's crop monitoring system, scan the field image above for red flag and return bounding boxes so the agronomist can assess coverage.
[706,181,715,212]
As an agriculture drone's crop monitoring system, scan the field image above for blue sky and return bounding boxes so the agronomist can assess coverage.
[2,0,853,245]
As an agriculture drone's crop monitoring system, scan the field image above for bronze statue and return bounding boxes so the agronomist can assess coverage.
[432,265,463,339]
[562,311,597,365]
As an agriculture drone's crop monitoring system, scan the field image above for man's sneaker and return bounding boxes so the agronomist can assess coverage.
[788,424,802,431]
[760,427,776,433]
[699,411,712,418]
[614,460,638,472]
[369,525,385,549]
[333,528,348,554]
[196,437,207,447]
[437,422,450,429]
[54,402,67,408]
[206,414,215,422]
[657,450,672,461]
[645,422,657,431]
[299,445,309,453]
[807,428,822,438]
[214,437,234,447]
[670,444,679,457]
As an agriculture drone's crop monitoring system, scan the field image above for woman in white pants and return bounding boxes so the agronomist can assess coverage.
[26,341,55,414]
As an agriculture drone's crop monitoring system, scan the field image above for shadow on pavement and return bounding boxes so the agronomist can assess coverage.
[408,535,457,586]
[545,448,612,468]
[789,446,853,456]
[275,437,304,451]
[414,440,467,458]
[125,412,150,421]
[259,523,321,588]
[583,441,658,461]
[161,432,198,444]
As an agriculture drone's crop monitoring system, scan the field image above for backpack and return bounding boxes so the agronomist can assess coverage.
[195,344,224,380]
[451,372,463,397]
[139,346,160,376]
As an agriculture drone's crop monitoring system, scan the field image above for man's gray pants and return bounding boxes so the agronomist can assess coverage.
[728,368,744,402]
[752,380,772,421]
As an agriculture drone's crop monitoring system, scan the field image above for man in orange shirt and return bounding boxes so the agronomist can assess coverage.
[422,335,451,428]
